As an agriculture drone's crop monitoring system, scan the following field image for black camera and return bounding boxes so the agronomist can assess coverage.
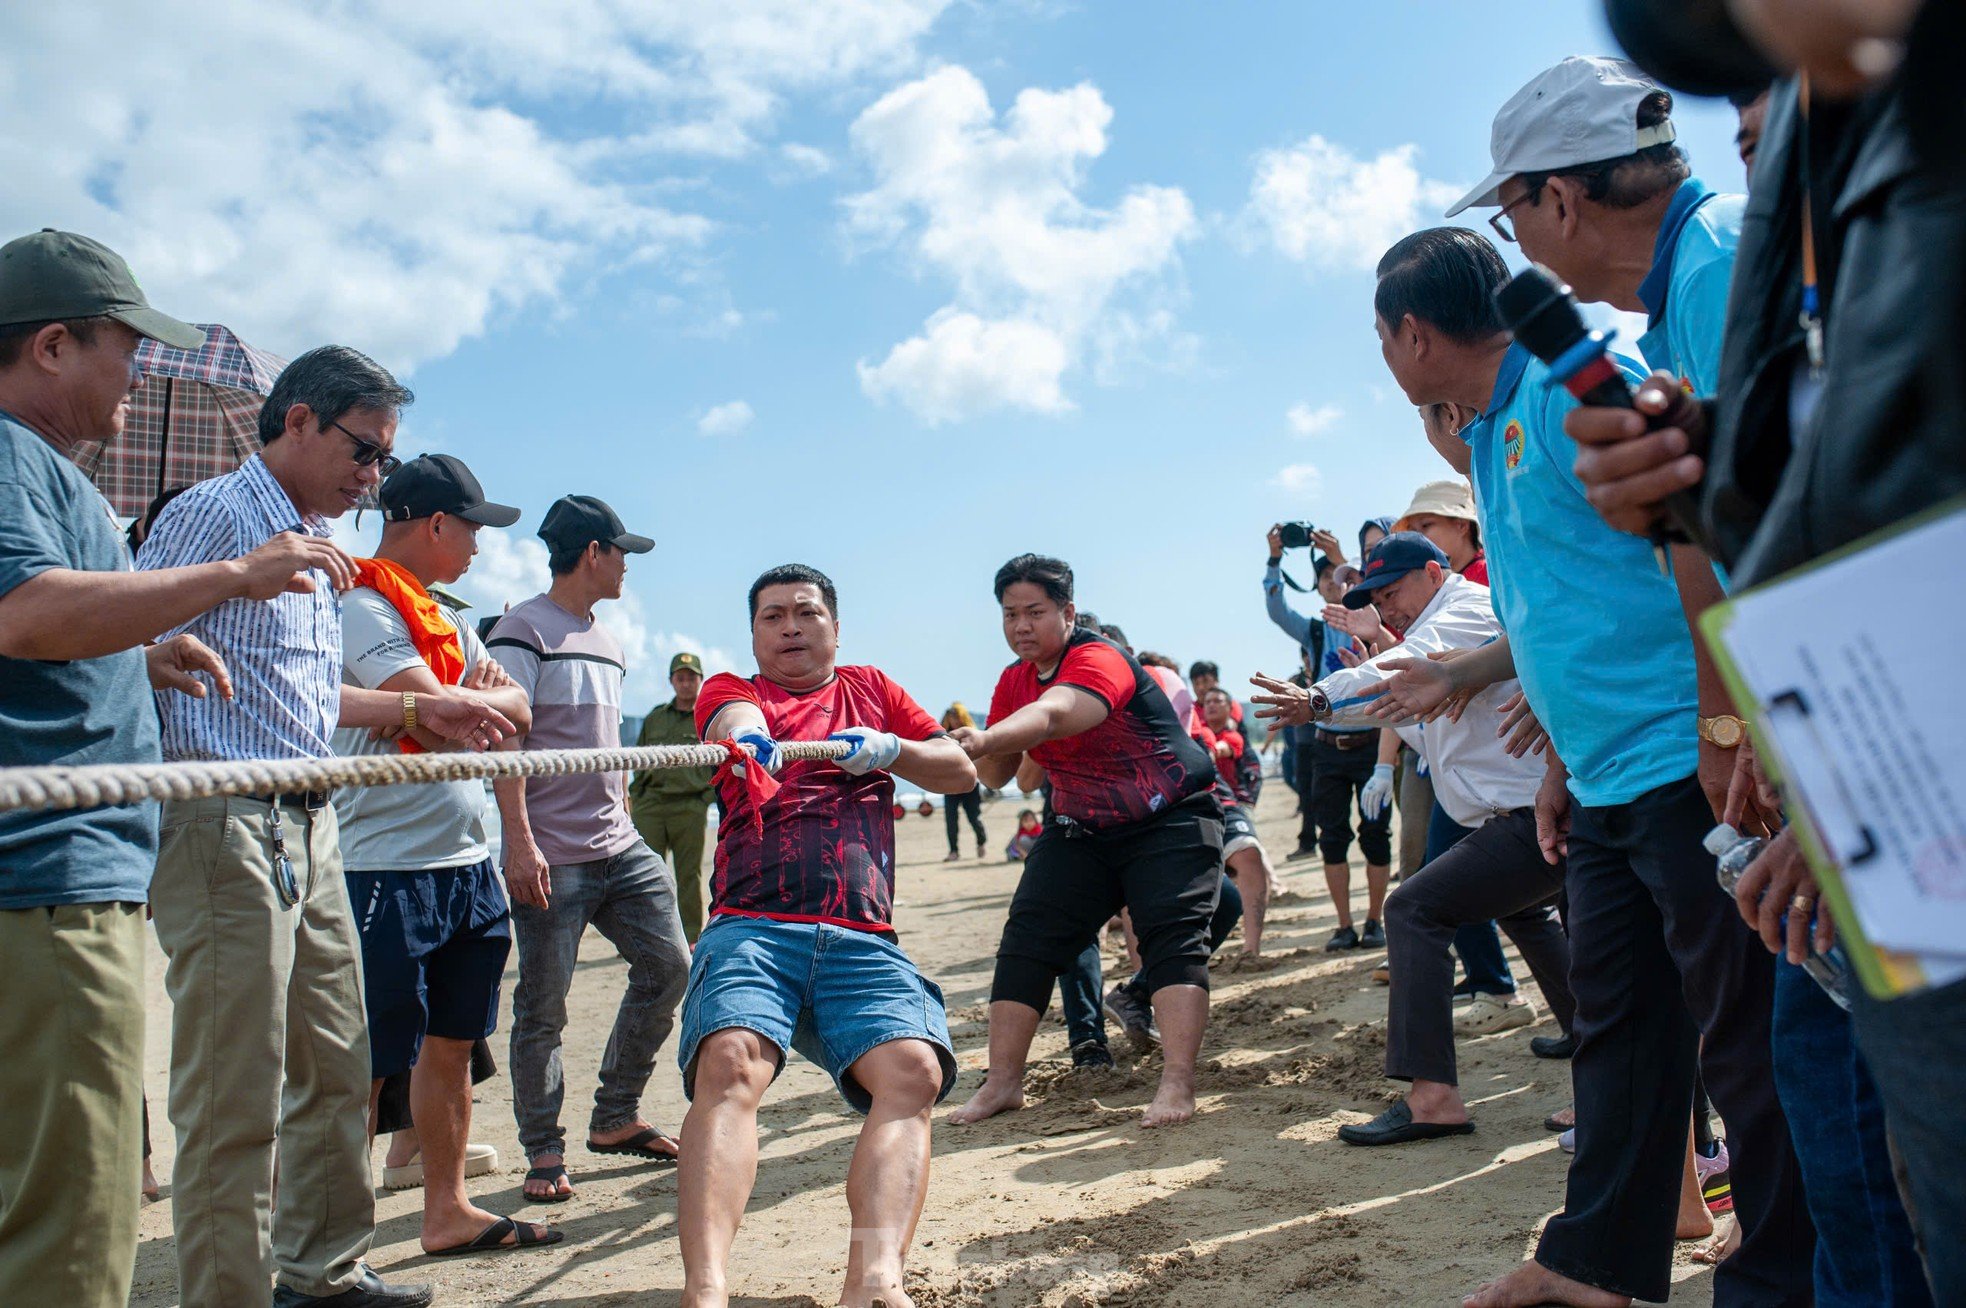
[1277,522,1317,550]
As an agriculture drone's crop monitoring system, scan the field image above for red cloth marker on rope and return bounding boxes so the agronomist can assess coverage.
[713,738,780,836]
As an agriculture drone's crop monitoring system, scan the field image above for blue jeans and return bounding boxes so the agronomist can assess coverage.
[1849,974,1966,1306]
[1771,959,1930,1307]
[509,840,691,1158]
[1425,803,1517,996]
[1061,874,1243,1047]
[678,916,957,1114]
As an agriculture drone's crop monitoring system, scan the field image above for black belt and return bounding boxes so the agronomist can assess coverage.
[1315,728,1376,750]
[243,790,331,811]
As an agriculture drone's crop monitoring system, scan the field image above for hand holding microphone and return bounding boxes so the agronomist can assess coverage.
[1494,266,1707,559]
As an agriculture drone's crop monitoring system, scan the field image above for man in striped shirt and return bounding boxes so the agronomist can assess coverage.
[139,346,515,1308]
[489,495,692,1204]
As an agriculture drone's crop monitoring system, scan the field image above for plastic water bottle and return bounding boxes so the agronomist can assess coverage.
[1705,824,1851,1010]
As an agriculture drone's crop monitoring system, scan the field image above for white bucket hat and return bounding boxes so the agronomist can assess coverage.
[1395,479,1479,531]
[1446,55,1675,217]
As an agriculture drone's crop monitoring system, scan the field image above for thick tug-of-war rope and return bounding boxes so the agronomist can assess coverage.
[0,740,851,814]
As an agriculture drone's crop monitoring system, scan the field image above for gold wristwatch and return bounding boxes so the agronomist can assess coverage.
[402,691,418,732]
[1697,713,1746,748]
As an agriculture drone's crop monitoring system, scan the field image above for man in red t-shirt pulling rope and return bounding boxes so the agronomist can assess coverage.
[675,564,976,1308]
[949,554,1224,1130]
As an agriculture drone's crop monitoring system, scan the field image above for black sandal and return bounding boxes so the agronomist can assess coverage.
[522,1162,572,1203]
[587,1126,681,1166]
[427,1214,565,1257]
[1336,1100,1475,1147]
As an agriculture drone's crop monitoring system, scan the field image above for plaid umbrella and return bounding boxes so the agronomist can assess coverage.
[69,324,288,517]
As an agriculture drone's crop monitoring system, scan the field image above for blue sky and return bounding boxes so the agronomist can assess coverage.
[7,1,1749,716]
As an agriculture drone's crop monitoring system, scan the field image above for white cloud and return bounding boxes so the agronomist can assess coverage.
[847,66,1197,423]
[452,530,553,618]
[857,310,1070,424]
[1286,401,1342,437]
[697,399,756,436]
[779,143,834,176]
[1243,134,1462,273]
[1270,463,1324,496]
[1,0,953,374]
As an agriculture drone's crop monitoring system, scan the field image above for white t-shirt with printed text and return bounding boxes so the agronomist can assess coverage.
[331,589,492,871]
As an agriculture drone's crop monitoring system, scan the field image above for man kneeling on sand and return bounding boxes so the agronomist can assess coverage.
[676,564,975,1308]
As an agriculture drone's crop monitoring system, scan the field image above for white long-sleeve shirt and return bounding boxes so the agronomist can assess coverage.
[1312,574,1543,829]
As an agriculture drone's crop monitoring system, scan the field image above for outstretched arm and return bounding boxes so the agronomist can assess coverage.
[890,736,976,795]
[952,684,1107,787]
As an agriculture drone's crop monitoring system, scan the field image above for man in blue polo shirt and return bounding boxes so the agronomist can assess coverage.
[1460,60,1920,1306]
[1370,226,1809,1308]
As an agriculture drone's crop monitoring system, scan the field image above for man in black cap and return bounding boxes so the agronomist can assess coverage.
[331,455,562,1258]
[487,496,694,1203]
[631,650,716,942]
[0,228,333,1308]
[1252,534,1576,1149]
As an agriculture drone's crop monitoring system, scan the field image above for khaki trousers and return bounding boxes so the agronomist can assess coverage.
[0,902,145,1308]
[151,797,374,1304]
[632,800,709,941]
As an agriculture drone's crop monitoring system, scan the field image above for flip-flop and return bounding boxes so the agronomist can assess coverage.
[426,1215,564,1257]
[1337,1100,1475,1147]
[587,1126,680,1166]
[522,1163,572,1203]
[1543,1109,1575,1133]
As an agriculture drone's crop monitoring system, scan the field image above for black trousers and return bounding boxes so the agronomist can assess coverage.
[1383,809,1573,1086]
[944,786,985,853]
[1307,732,1391,866]
[1294,740,1319,852]
[1536,774,1813,1306]
[992,796,1223,1007]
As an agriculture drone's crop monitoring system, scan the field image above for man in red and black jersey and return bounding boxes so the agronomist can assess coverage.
[675,564,977,1308]
[948,553,1223,1130]
[1194,685,1279,957]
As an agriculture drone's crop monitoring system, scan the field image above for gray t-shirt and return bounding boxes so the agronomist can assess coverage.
[331,588,492,871]
[488,594,638,866]
[0,411,160,908]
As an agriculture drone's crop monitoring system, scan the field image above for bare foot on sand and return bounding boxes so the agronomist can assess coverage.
[948,1077,1025,1124]
[1463,1261,1631,1308]
[841,1280,915,1307]
[1139,1078,1196,1128]
[1692,1218,1740,1265]
[141,1158,160,1201]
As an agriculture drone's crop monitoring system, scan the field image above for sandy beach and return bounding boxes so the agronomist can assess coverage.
[130,782,1720,1306]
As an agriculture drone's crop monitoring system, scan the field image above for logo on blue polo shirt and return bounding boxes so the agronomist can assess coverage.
[1503,419,1525,473]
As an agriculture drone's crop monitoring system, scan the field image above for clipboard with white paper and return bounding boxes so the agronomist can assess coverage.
[1701,499,1966,999]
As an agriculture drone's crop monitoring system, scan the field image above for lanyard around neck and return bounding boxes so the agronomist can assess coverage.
[1798,75,1826,376]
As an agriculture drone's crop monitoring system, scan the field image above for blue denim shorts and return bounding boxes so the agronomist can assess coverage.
[679,915,957,1114]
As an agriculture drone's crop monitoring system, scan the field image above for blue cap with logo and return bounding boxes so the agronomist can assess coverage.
[1342,532,1449,609]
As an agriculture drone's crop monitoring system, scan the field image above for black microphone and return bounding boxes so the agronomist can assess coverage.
[1494,266,1701,570]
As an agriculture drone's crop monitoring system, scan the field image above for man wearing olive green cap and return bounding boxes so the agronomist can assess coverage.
[0,229,316,1308]
[631,651,716,940]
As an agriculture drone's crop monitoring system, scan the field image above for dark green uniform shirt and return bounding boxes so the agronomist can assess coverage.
[630,698,715,808]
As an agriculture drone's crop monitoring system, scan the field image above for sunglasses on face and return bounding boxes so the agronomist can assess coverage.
[325,419,402,475]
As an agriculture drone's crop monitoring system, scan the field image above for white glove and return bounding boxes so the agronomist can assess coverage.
[828,727,901,776]
[731,728,782,778]
[1360,762,1395,821]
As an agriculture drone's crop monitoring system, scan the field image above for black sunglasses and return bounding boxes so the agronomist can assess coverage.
[326,419,402,476]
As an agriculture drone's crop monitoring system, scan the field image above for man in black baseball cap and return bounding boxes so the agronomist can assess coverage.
[537,494,654,557]
[1342,532,1452,618]
[383,454,522,527]
[336,453,560,1265]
